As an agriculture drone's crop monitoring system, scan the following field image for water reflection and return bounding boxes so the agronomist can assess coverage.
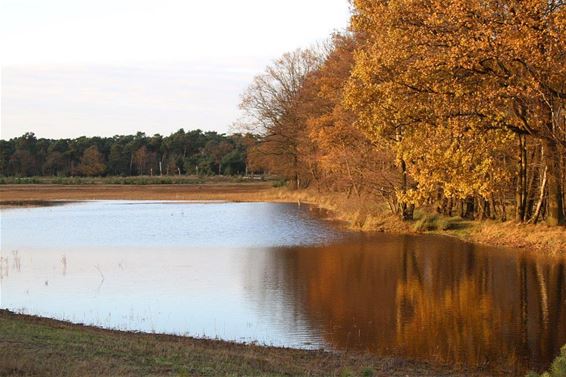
[257,235,565,373]
[1,201,564,374]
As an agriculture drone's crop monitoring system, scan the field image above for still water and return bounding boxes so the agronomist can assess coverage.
[1,201,565,373]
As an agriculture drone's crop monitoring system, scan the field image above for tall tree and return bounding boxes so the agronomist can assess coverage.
[79,145,106,176]
[240,48,324,188]
[347,0,566,225]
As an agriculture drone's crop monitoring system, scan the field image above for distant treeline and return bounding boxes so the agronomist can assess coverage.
[238,0,566,226]
[0,130,260,177]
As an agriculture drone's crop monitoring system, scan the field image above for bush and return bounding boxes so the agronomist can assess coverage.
[438,216,464,230]
[527,345,566,377]
[362,367,375,377]
[413,212,464,232]
[272,179,287,188]
[413,214,441,231]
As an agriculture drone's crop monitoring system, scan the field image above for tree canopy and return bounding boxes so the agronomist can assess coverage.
[0,130,258,177]
[238,0,565,226]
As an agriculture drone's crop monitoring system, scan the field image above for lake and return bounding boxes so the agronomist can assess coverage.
[1,200,565,373]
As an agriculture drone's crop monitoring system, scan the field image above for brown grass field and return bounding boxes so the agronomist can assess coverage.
[0,182,275,203]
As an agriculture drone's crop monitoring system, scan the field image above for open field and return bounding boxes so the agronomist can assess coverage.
[0,182,275,203]
[0,310,498,377]
[0,175,264,186]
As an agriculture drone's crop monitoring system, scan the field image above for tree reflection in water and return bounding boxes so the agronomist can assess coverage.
[254,234,566,374]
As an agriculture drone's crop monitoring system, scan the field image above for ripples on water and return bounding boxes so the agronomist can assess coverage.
[1,200,565,374]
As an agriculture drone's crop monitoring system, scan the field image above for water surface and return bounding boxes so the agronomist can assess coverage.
[1,201,564,374]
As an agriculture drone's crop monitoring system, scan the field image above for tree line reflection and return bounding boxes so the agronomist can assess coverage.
[254,235,565,373]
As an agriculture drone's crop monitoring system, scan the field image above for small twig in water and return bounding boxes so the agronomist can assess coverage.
[95,265,105,282]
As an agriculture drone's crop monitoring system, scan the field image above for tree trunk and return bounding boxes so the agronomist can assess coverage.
[490,194,498,219]
[446,197,453,217]
[515,135,528,222]
[462,196,475,219]
[399,158,413,221]
[344,157,360,197]
[529,166,547,224]
[544,139,565,225]
[499,191,507,221]
[525,145,540,219]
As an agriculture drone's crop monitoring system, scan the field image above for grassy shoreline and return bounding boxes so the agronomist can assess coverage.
[1,183,564,254]
[0,309,483,377]
[262,189,566,256]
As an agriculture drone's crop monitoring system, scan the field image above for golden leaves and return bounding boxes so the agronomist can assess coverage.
[345,0,565,207]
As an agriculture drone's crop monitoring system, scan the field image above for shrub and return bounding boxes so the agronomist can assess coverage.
[362,367,375,377]
[413,214,441,231]
[527,345,566,377]
[438,216,464,230]
[272,179,287,188]
[413,212,465,232]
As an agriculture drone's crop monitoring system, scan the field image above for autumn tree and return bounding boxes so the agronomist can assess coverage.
[133,145,149,175]
[299,33,400,207]
[239,48,325,188]
[347,0,565,225]
[344,10,421,220]
[79,145,106,176]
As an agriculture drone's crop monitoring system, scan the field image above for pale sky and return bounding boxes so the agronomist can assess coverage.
[0,0,351,139]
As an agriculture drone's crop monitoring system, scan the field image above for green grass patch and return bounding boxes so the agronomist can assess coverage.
[0,310,461,377]
[413,210,469,232]
[0,175,265,185]
[526,345,566,377]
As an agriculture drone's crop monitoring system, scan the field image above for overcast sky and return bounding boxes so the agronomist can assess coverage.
[0,0,351,139]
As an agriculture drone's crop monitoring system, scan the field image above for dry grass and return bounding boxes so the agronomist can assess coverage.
[266,189,565,255]
[0,310,481,377]
[465,221,566,255]
[0,183,274,204]
[261,189,414,233]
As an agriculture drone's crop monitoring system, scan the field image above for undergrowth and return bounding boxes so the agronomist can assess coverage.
[526,345,566,377]
[413,211,466,232]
